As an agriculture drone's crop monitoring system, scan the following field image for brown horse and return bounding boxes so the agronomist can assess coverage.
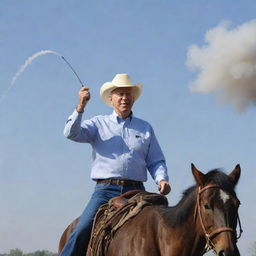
[59,164,242,256]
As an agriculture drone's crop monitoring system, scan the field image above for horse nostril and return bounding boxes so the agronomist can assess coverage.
[218,250,238,256]
[218,251,225,256]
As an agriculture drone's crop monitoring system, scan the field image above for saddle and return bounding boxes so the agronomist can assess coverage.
[86,190,168,256]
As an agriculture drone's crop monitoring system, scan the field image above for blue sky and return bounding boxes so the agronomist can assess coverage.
[0,1,255,255]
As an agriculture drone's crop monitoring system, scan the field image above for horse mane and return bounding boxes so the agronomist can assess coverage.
[160,168,237,227]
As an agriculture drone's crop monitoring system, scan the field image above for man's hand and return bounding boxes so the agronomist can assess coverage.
[76,87,91,113]
[158,180,171,195]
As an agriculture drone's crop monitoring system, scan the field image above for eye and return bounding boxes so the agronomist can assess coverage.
[204,204,211,210]
[236,199,241,207]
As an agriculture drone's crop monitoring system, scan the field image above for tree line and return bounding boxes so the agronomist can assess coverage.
[0,249,57,256]
[2,243,256,256]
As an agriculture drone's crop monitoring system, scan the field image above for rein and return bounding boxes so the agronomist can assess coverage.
[194,184,243,253]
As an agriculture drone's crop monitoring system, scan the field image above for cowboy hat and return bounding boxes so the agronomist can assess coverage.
[100,73,142,106]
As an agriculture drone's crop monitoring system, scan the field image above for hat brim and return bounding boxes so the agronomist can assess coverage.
[100,82,142,107]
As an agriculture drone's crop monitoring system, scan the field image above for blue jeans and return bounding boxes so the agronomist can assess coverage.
[60,182,145,256]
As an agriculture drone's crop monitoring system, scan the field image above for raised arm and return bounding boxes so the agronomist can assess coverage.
[64,87,96,143]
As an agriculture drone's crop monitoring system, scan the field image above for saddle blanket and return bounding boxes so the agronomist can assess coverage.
[86,191,168,256]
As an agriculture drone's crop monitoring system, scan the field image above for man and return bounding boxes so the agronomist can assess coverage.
[61,73,170,256]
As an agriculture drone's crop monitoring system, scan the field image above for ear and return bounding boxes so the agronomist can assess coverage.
[229,164,241,186]
[109,95,113,105]
[191,163,206,186]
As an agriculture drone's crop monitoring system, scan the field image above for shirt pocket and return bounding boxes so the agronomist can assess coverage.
[129,132,148,152]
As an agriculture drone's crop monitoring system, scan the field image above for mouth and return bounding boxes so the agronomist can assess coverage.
[120,102,129,107]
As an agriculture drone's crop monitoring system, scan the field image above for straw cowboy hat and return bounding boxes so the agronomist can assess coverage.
[100,73,142,107]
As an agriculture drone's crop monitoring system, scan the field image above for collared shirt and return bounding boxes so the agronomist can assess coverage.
[64,109,169,184]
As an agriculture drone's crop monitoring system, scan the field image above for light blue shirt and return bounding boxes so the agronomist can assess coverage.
[64,109,169,184]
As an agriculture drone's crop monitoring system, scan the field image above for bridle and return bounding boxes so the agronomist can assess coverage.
[194,184,243,253]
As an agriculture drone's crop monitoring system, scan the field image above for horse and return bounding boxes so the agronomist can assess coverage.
[59,164,242,256]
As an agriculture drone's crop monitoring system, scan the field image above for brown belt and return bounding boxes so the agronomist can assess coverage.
[96,179,143,187]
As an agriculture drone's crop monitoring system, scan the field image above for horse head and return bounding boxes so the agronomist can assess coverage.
[191,164,241,256]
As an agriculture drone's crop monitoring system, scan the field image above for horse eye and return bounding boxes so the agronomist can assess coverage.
[204,204,210,210]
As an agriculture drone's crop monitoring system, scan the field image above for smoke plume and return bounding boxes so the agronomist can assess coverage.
[186,20,256,112]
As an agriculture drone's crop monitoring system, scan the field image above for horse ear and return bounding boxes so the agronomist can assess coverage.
[229,164,241,186]
[191,163,205,186]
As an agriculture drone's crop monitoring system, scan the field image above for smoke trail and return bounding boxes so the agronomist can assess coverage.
[1,50,83,104]
[186,20,256,112]
[0,50,60,104]
[11,50,60,85]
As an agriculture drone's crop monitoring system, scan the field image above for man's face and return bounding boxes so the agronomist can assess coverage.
[109,87,135,118]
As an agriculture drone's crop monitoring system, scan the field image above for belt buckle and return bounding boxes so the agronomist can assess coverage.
[119,180,125,186]
[114,179,124,186]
